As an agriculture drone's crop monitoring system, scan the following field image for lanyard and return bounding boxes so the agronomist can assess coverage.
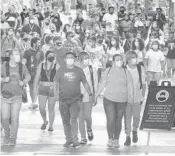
[29,24,34,31]
[45,62,54,82]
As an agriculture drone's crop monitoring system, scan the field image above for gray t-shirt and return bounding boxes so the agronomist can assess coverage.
[54,66,87,102]
[1,63,30,96]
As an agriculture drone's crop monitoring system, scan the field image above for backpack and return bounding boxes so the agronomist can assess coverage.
[5,62,23,81]
[88,65,95,94]
[1,37,16,49]
[106,65,143,89]
[5,62,28,103]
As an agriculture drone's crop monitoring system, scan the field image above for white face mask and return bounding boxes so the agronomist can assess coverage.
[66,59,74,66]
[111,41,116,46]
[131,58,137,65]
[14,55,20,63]
[83,59,89,66]
[115,61,123,67]
[152,45,158,50]
[30,20,34,24]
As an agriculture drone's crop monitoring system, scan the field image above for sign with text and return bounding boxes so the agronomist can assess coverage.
[140,86,175,130]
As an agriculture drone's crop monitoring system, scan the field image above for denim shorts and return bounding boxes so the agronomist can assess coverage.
[38,84,54,97]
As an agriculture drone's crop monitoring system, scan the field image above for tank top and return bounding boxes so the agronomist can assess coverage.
[40,63,56,82]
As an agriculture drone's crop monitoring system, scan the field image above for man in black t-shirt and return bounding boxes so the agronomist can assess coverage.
[165,32,175,77]
[23,37,44,109]
[54,52,94,147]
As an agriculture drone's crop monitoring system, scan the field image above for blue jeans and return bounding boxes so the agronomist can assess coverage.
[1,96,22,139]
[79,102,93,140]
[103,97,127,140]
[59,99,81,143]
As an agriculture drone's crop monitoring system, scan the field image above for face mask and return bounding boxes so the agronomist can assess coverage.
[51,30,55,33]
[120,10,124,14]
[109,11,114,15]
[98,40,103,44]
[83,59,89,66]
[66,59,74,66]
[54,19,58,22]
[8,32,13,36]
[30,20,34,24]
[76,26,80,29]
[152,45,158,50]
[131,58,137,65]
[14,55,20,62]
[111,41,116,46]
[45,22,49,26]
[47,56,55,62]
[23,38,28,42]
[102,11,106,15]
[115,61,123,67]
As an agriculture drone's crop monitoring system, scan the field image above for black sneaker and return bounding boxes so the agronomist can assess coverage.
[63,141,73,147]
[124,136,131,146]
[87,130,94,141]
[132,131,138,143]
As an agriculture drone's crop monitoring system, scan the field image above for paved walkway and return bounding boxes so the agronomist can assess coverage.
[1,96,175,155]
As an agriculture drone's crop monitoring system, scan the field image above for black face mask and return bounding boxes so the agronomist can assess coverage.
[23,38,28,42]
[47,56,55,62]
[45,22,49,26]
[120,10,125,14]
[51,30,55,33]
[23,9,26,11]
[98,40,103,44]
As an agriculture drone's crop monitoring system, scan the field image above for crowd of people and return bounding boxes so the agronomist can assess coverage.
[1,0,175,149]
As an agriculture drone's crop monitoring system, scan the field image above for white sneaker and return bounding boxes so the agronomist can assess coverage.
[113,139,120,148]
[107,139,113,148]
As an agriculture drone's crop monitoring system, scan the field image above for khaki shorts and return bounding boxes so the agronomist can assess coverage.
[166,58,175,69]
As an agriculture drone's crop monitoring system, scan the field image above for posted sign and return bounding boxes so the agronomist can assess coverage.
[140,85,175,130]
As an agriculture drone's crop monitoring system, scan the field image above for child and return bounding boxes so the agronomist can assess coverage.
[77,52,98,144]
[145,40,165,84]
[124,51,146,146]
